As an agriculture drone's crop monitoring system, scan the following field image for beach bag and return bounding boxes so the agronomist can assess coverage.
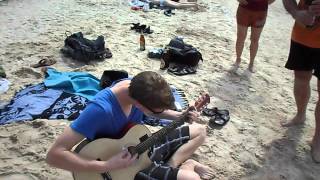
[61,32,112,63]
[163,37,203,67]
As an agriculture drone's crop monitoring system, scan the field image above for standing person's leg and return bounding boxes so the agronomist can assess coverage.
[312,80,320,162]
[248,10,267,72]
[248,27,264,72]
[281,71,312,126]
[233,6,249,71]
[236,24,248,67]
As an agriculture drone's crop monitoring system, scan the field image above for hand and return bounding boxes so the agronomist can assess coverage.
[237,0,248,5]
[294,10,316,26]
[104,149,138,171]
[182,107,200,124]
[309,0,320,17]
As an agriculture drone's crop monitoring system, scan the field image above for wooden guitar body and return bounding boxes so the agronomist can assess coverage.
[73,125,152,180]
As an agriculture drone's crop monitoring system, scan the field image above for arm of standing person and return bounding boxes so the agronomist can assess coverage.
[268,0,276,4]
[309,0,320,16]
[282,0,316,26]
[238,0,248,5]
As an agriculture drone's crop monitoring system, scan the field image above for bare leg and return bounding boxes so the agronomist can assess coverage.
[248,27,264,72]
[311,80,320,163]
[164,0,197,9]
[235,24,248,67]
[179,159,215,180]
[281,71,312,127]
[180,0,197,2]
[177,169,201,180]
[167,124,206,167]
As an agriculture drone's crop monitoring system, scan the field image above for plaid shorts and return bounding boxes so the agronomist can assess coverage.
[134,126,190,180]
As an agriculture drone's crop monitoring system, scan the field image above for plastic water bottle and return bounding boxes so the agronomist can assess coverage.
[140,34,146,51]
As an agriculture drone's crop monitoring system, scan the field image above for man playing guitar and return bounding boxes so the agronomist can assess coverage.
[46,71,214,180]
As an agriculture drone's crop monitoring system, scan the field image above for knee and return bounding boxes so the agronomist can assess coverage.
[250,37,260,45]
[236,36,246,44]
[178,170,201,180]
[193,124,207,143]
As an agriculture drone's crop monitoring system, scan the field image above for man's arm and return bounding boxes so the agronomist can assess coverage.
[283,0,299,18]
[152,108,200,123]
[46,127,108,172]
[268,0,276,5]
[283,0,316,26]
[46,127,137,173]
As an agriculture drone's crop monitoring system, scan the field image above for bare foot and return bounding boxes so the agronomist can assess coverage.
[228,65,239,73]
[281,114,306,127]
[248,63,255,73]
[311,140,320,163]
[183,159,215,180]
[235,58,241,65]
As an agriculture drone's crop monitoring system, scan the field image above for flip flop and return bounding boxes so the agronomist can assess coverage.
[168,66,196,76]
[209,114,230,126]
[202,107,229,117]
[204,107,230,126]
[31,58,57,68]
[104,48,112,58]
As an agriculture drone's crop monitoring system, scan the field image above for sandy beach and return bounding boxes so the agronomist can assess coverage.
[0,0,320,179]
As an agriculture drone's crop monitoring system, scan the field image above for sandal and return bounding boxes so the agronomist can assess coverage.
[143,26,154,34]
[203,107,230,126]
[202,107,229,117]
[209,114,230,126]
[31,58,57,68]
[104,48,112,58]
[168,66,196,76]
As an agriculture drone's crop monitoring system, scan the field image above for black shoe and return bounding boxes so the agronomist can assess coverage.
[143,26,154,34]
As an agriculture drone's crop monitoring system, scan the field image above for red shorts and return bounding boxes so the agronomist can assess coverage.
[236,6,267,28]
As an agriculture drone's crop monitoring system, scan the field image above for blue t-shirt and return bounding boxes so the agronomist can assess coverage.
[70,88,144,140]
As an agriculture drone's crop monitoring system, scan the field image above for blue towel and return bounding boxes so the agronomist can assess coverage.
[44,68,101,100]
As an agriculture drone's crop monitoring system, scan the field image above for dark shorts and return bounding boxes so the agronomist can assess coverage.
[285,40,320,79]
[236,6,267,28]
[134,126,190,180]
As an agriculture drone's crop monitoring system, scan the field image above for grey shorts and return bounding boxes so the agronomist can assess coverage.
[134,126,190,180]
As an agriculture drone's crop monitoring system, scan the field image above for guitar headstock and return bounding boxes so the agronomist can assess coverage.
[192,92,210,112]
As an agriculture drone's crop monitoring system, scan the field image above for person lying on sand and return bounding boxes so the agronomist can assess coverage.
[46,71,215,180]
[150,0,198,9]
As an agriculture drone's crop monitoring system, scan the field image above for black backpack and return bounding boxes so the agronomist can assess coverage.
[61,32,112,63]
[163,37,203,67]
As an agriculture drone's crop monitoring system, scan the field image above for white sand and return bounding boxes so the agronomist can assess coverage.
[0,0,320,179]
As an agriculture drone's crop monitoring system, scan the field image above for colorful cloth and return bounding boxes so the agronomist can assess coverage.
[44,68,101,100]
[0,83,88,125]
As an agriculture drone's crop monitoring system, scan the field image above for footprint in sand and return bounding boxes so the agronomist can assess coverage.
[0,174,36,180]
[13,67,42,79]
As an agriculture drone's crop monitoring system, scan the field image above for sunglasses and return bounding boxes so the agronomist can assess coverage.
[144,105,165,114]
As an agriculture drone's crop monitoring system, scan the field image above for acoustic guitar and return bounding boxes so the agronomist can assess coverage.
[72,93,210,180]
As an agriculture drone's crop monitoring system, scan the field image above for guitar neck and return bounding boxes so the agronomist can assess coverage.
[135,114,186,155]
[132,93,209,155]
